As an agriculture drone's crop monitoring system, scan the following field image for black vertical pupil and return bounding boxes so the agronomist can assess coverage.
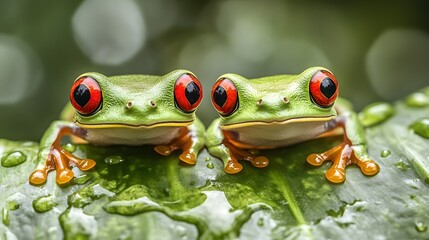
[320,78,336,99]
[213,85,227,107]
[73,84,91,107]
[185,81,200,105]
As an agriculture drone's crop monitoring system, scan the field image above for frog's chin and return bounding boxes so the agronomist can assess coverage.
[75,120,192,129]
[221,115,336,130]
[220,115,337,148]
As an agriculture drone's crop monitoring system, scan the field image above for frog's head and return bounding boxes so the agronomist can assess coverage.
[69,70,203,128]
[210,66,339,127]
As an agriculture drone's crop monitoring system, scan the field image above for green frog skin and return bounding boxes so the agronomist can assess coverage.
[29,70,205,185]
[206,67,379,183]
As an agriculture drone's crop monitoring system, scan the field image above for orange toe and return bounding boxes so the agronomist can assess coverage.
[78,159,96,171]
[225,160,243,174]
[56,169,74,185]
[154,145,172,156]
[179,152,196,165]
[29,170,48,185]
[251,156,269,168]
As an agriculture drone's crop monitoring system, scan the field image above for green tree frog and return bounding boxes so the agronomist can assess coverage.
[29,70,205,185]
[206,67,380,183]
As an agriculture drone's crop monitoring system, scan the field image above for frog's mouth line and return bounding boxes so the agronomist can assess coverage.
[75,120,193,129]
[221,115,336,130]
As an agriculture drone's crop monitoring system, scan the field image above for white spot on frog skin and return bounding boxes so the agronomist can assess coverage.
[72,0,146,65]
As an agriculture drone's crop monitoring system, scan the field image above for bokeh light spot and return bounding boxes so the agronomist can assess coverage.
[0,34,43,104]
[215,0,287,62]
[72,0,146,65]
[266,39,331,74]
[366,29,429,100]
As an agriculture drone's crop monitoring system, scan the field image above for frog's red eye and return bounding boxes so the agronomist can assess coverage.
[309,70,339,108]
[211,78,238,116]
[174,73,203,113]
[70,76,102,116]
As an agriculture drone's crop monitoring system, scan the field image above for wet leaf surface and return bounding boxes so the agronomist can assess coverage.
[1,90,429,239]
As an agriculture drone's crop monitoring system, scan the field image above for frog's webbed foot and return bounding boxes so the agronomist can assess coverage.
[29,147,96,185]
[223,142,269,174]
[154,128,198,165]
[307,143,379,183]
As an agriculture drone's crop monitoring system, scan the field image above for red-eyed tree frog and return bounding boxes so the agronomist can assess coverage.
[206,67,380,183]
[29,70,205,185]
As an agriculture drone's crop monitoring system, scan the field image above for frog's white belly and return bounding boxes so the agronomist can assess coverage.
[223,118,335,148]
[81,125,184,146]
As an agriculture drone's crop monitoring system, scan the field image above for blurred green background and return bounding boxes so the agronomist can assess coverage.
[0,0,428,141]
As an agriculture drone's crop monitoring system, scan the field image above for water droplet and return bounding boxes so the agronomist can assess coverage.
[6,201,19,211]
[33,195,57,213]
[2,208,9,225]
[380,150,391,158]
[405,92,429,107]
[1,151,27,167]
[104,155,125,164]
[69,191,94,208]
[63,143,76,152]
[257,217,264,227]
[207,162,214,169]
[205,156,211,162]
[415,221,428,232]
[409,118,429,139]
[395,160,410,171]
[358,102,395,127]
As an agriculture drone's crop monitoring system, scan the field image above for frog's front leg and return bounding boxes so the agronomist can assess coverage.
[206,119,269,174]
[307,112,380,183]
[154,118,205,164]
[29,121,96,185]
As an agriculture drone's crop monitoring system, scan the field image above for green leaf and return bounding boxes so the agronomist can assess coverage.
[1,90,429,239]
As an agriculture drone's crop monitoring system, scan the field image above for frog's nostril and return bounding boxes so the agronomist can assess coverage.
[150,100,157,108]
[256,99,263,106]
[126,101,133,109]
[283,97,290,104]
